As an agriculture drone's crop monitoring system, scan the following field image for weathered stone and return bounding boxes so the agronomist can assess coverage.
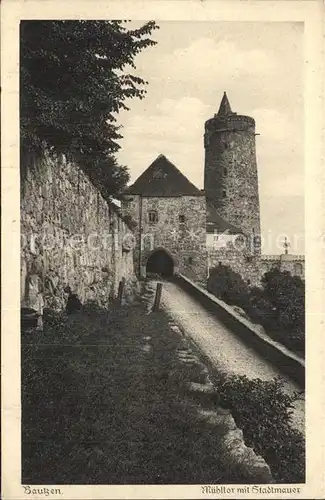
[197,408,224,426]
[221,428,244,448]
[141,343,152,353]
[178,357,197,365]
[187,381,216,394]
[176,347,192,353]
[232,305,250,320]
[254,323,266,335]
[204,101,261,241]
[221,429,272,482]
[240,447,273,480]
[207,246,305,287]
[176,351,193,358]
[191,403,273,482]
[121,192,208,281]
[21,153,138,311]
[169,324,183,335]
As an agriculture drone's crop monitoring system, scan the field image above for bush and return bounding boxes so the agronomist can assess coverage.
[255,269,305,354]
[208,265,305,355]
[207,264,251,310]
[262,269,305,333]
[247,286,276,328]
[213,373,305,483]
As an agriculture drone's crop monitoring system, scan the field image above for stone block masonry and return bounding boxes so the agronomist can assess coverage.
[208,246,305,287]
[204,94,261,242]
[122,194,208,281]
[21,152,138,313]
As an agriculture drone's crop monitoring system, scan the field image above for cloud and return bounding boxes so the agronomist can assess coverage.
[260,173,304,198]
[118,96,209,186]
[115,24,303,253]
[253,108,302,146]
[125,97,209,141]
[149,38,276,83]
[251,107,304,200]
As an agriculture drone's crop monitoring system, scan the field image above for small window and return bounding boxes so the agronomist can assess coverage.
[188,256,193,265]
[224,167,228,176]
[179,214,185,223]
[222,190,227,198]
[148,210,158,223]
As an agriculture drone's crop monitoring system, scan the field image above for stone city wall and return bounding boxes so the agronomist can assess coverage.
[208,247,262,286]
[208,246,305,286]
[21,152,138,313]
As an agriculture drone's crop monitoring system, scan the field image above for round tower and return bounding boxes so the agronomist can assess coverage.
[204,92,261,249]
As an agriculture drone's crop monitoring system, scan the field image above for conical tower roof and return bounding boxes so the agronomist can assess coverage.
[217,92,232,117]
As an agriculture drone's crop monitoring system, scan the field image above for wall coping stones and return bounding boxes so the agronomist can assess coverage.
[176,273,305,388]
[260,254,305,262]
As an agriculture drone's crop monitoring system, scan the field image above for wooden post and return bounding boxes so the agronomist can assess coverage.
[117,278,125,305]
[152,283,162,312]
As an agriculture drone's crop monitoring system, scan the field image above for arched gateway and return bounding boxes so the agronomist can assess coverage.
[146,248,176,277]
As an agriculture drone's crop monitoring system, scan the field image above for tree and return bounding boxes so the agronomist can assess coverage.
[247,286,276,327]
[261,268,305,333]
[207,264,250,309]
[20,20,158,196]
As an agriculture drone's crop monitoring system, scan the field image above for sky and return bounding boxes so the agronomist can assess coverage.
[116,21,304,254]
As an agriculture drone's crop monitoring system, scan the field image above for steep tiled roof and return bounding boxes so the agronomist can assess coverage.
[125,154,204,197]
[206,204,243,234]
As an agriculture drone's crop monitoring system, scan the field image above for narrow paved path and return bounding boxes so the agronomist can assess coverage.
[159,280,304,434]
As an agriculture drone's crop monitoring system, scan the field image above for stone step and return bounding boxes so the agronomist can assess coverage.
[187,381,216,394]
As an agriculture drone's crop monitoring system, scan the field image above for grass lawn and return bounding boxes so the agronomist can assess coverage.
[22,301,243,485]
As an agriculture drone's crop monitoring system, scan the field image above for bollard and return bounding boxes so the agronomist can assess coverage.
[152,283,162,312]
[117,278,126,305]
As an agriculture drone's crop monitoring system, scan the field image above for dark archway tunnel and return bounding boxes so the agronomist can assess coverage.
[146,249,174,277]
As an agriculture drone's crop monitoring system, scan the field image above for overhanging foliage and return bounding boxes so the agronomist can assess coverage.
[20,20,158,195]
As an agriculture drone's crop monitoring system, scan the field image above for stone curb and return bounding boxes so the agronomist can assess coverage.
[195,408,272,483]
[168,320,273,484]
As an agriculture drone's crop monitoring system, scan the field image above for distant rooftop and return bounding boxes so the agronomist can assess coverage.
[125,154,204,197]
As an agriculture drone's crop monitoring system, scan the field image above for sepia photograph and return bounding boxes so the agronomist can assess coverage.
[18,18,308,489]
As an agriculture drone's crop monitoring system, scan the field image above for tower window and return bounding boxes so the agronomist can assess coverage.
[222,190,227,198]
[188,256,194,265]
[179,214,185,223]
[224,167,228,176]
[148,210,158,223]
